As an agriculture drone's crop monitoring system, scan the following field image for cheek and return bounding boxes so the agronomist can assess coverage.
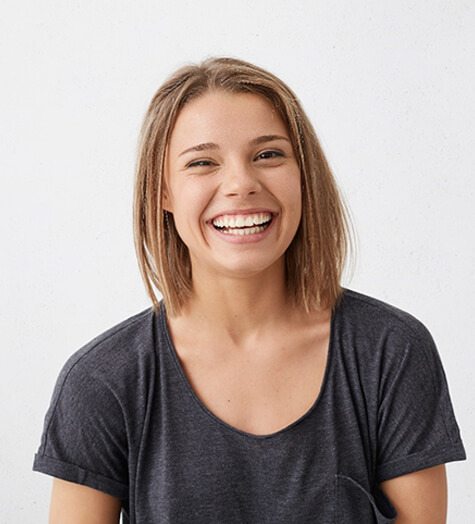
[279,170,302,215]
[285,174,303,233]
[169,184,210,237]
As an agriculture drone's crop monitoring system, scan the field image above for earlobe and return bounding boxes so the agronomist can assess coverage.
[162,195,171,212]
[161,185,173,213]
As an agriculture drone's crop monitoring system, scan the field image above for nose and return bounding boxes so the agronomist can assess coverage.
[221,161,261,198]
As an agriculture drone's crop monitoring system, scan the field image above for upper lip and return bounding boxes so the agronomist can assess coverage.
[207,208,277,223]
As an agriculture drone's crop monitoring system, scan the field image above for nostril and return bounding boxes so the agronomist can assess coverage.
[222,179,261,198]
[221,167,261,197]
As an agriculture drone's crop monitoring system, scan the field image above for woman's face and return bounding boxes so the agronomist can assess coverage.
[163,90,302,283]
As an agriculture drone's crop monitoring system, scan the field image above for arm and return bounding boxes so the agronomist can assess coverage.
[49,478,121,524]
[380,464,447,524]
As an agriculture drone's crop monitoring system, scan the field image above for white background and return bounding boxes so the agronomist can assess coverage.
[1,1,474,521]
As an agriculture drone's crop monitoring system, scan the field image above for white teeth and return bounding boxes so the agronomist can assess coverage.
[222,225,267,235]
[212,212,272,229]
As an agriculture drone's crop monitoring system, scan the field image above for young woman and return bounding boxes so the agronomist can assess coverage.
[34,58,465,523]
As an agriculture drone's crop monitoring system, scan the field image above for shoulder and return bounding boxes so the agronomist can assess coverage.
[50,307,159,412]
[34,308,160,494]
[339,289,430,336]
[337,292,468,480]
[59,307,156,378]
[337,289,435,352]
[39,307,162,453]
[335,289,443,394]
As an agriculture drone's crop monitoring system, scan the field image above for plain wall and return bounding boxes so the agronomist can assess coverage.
[1,1,473,521]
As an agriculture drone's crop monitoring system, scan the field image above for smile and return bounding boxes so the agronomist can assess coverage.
[212,212,273,236]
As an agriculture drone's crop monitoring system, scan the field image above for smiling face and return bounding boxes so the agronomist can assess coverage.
[163,90,302,283]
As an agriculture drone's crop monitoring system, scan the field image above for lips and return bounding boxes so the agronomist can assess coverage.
[211,212,273,235]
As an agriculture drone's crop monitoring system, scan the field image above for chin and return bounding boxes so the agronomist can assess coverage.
[214,256,285,280]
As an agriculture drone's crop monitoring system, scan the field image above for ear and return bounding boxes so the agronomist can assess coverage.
[161,183,173,213]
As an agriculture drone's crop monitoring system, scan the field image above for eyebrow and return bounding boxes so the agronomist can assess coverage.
[249,135,290,147]
[178,135,290,157]
[179,142,219,157]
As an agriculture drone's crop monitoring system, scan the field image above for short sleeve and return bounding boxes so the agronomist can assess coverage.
[376,322,466,482]
[33,355,129,499]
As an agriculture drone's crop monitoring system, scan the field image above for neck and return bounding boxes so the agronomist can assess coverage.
[175,262,294,345]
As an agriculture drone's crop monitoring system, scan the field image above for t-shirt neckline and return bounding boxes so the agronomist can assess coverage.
[159,300,338,440]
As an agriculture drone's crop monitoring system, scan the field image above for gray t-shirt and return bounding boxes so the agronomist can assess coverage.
[33,290,466,523]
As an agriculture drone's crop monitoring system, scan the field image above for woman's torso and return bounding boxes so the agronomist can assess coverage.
[130,291,398,523]
[36,290,466,523]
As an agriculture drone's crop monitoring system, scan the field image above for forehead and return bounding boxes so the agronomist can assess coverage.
[167,91,290,153]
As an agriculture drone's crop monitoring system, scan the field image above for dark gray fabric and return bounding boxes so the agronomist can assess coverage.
[33,289,466,523]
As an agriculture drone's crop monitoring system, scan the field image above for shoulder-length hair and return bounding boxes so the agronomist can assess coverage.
[134,57,353,316]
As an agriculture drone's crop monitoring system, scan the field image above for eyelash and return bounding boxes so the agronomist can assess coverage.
[255,150,285,161]
[187,159,215,168]
[186,150,285,169]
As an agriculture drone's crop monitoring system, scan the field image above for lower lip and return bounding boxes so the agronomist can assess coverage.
[208,216,277,244]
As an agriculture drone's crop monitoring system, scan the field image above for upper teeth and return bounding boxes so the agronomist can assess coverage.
[213,213,272,228]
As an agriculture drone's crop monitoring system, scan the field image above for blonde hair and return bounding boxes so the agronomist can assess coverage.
[134,57,353,316]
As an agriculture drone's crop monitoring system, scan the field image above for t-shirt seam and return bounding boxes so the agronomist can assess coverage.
[376,441,466,483]
[377,442,462,469]
[344,290,427,343]
[346,291,422,420]
[417,335,456,447]
[346,291,458,453]
[333,474,339,523]
[41,309,152,455]
[36,452,129,489]
[132,310,160,523]
[377,344,410,416]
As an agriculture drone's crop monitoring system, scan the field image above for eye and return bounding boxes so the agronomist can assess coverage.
[186,159,216,168]
[255,150,285,161]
